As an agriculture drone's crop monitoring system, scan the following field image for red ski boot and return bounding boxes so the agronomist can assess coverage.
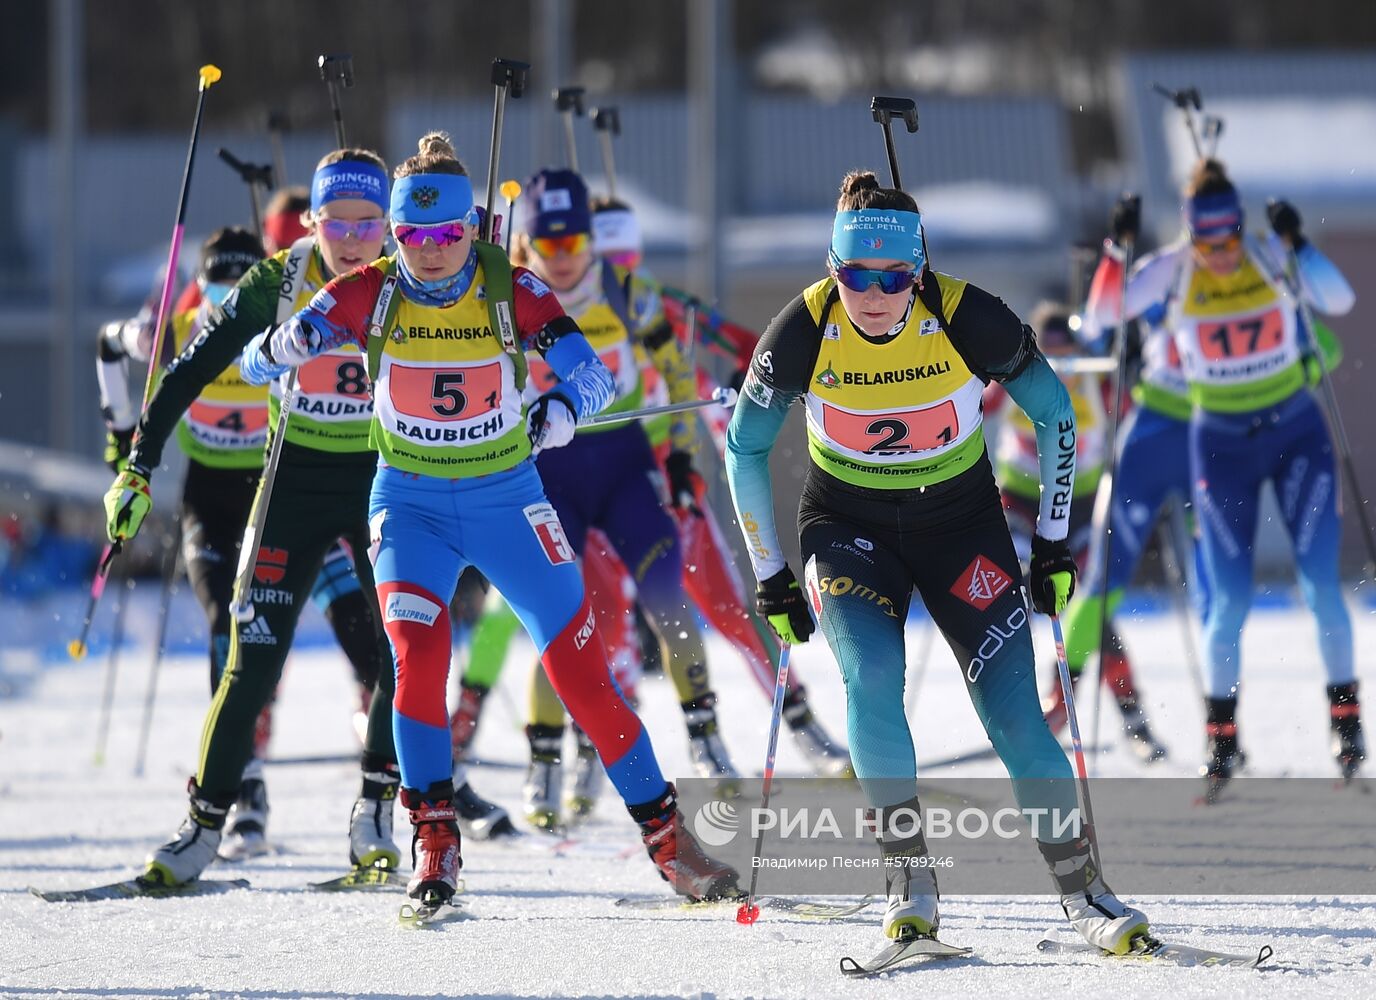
[401,783,462,903]
[632,786,739,901]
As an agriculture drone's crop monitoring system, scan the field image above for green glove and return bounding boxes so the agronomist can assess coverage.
[755,567,815,645]
[103,427,134,473]
[104,465,153,543]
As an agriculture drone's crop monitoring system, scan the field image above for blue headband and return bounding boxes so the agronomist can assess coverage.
[391,173,476,225]
[831,209,924,268]
[1187,191,1244,239]
[310,161,388,214]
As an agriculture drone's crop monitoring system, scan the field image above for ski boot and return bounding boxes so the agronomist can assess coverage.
[1040,835,1150,955]
[566,724,606,821]
[452,762,519,840]
[402,782,462,904]
[143,781,230,886]
[1200,697,1239,804]
[1329,682,1366,782]
[448,680,489,759]
[220,758,270,861]
[632,785,739,901]
[882,852,940,940]
[348,758,401,869]
[522,724,564,832]
[683,693,743,796]
[783,688,855,778]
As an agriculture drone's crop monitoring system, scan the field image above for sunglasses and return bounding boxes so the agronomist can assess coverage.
[1192,233,1242,256]
[200,281,235,307]
[317,218,387,243]
[832,263,919,295]
[531,233,591,259]
[392,220,469,249]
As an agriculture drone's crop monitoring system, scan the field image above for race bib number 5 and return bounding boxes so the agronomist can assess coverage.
[387,363,503,422]
[524,503,576,565]
[822,400,957,455]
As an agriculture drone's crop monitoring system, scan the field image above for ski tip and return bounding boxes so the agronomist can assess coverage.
[736,903,760,925]
[838,956,864,976]
[1256,944,1275,967]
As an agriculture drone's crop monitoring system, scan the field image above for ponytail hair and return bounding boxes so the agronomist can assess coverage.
[395,131,468,179]
[836,170,919,214]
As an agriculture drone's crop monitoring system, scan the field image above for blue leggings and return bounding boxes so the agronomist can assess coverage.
[1190,391,1353,698]
[369,460,665,803]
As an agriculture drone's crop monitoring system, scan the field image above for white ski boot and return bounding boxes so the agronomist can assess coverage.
[566,726,606,820]
[1041,837,1149,954]
[220,759,270,861]
[882,853,940,940]
[144,789,228,886]
[523,725,563,832]
[683,694,742,795]
[349,764,400,869]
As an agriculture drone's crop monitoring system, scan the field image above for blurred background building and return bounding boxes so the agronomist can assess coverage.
[3,0,1375,577]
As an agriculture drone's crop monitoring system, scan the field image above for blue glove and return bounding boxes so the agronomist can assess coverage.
[240,330,291,385]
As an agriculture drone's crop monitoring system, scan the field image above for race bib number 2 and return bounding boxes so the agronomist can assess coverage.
[822,400,957,455]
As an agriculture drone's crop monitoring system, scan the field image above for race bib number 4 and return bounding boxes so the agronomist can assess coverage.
[387,363,503,422]
[821,400,957,455]
[524,503,576,565]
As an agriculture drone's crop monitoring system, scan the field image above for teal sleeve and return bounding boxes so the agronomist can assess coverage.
[1001,353,1076,542]
[724,379,792,581]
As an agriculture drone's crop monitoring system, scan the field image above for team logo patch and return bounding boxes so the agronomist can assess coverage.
[307,288,336,314]
[814,363,840,389]
[919,317,940,335]
[854,537,873,551]
[950,555,1013,611]
[539,189,573,212]
[757,350,774,374]
[742,370,774,408]
[384,591,441,626]
[803,556,823,618]
[240,617,276,645]
[524,503,576,565]
[516,271,551,298]
[410,186,440,210]
[253,547,288,585]
[823,322,840,341]
[573,605,596,650]
[861,236,884,250]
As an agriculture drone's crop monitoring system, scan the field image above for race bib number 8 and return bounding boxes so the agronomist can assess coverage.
[387,363,503,422]
[821,400,957,455]
[1197,309,1284,361]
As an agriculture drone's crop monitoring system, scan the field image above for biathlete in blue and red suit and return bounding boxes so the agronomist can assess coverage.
[240,131,738,905]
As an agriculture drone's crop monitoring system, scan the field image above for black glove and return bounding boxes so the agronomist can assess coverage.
[1266,199,1304,248]
[103,427,134,473]
[1029,535,1077,616]
[756,566,814,645]
[664,450,705,515]
[1110,193,1141,248]
[728,367,746,395]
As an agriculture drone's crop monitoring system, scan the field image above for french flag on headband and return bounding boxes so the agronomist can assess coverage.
[1186,190,1243,239]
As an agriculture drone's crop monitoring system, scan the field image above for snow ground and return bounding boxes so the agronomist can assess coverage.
[2,596,1374,999]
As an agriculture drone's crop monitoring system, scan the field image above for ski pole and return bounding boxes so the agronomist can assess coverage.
[1151,84,1204,160]
[482,58,531,243]
[592,105,621,198]
[500,179,521,255]
[133,515,183,777]
[73,65,223,654]
[232,52,354,621]
[737,643,791,926]
[1049,614,1102,872]
[217,147,274,241]
[318,53,353,148]
[580,386,737,428]
[1202,114,1225,159]
[266,110,290,188]
[1089,223,1137,774]
[869,96,919,192]
[1281,242,1376,579]
[93,563,133,765]
[553,86,585,171]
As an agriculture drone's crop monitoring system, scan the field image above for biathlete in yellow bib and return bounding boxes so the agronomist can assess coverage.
[235,132,738,907]
[724,169,1151,954]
